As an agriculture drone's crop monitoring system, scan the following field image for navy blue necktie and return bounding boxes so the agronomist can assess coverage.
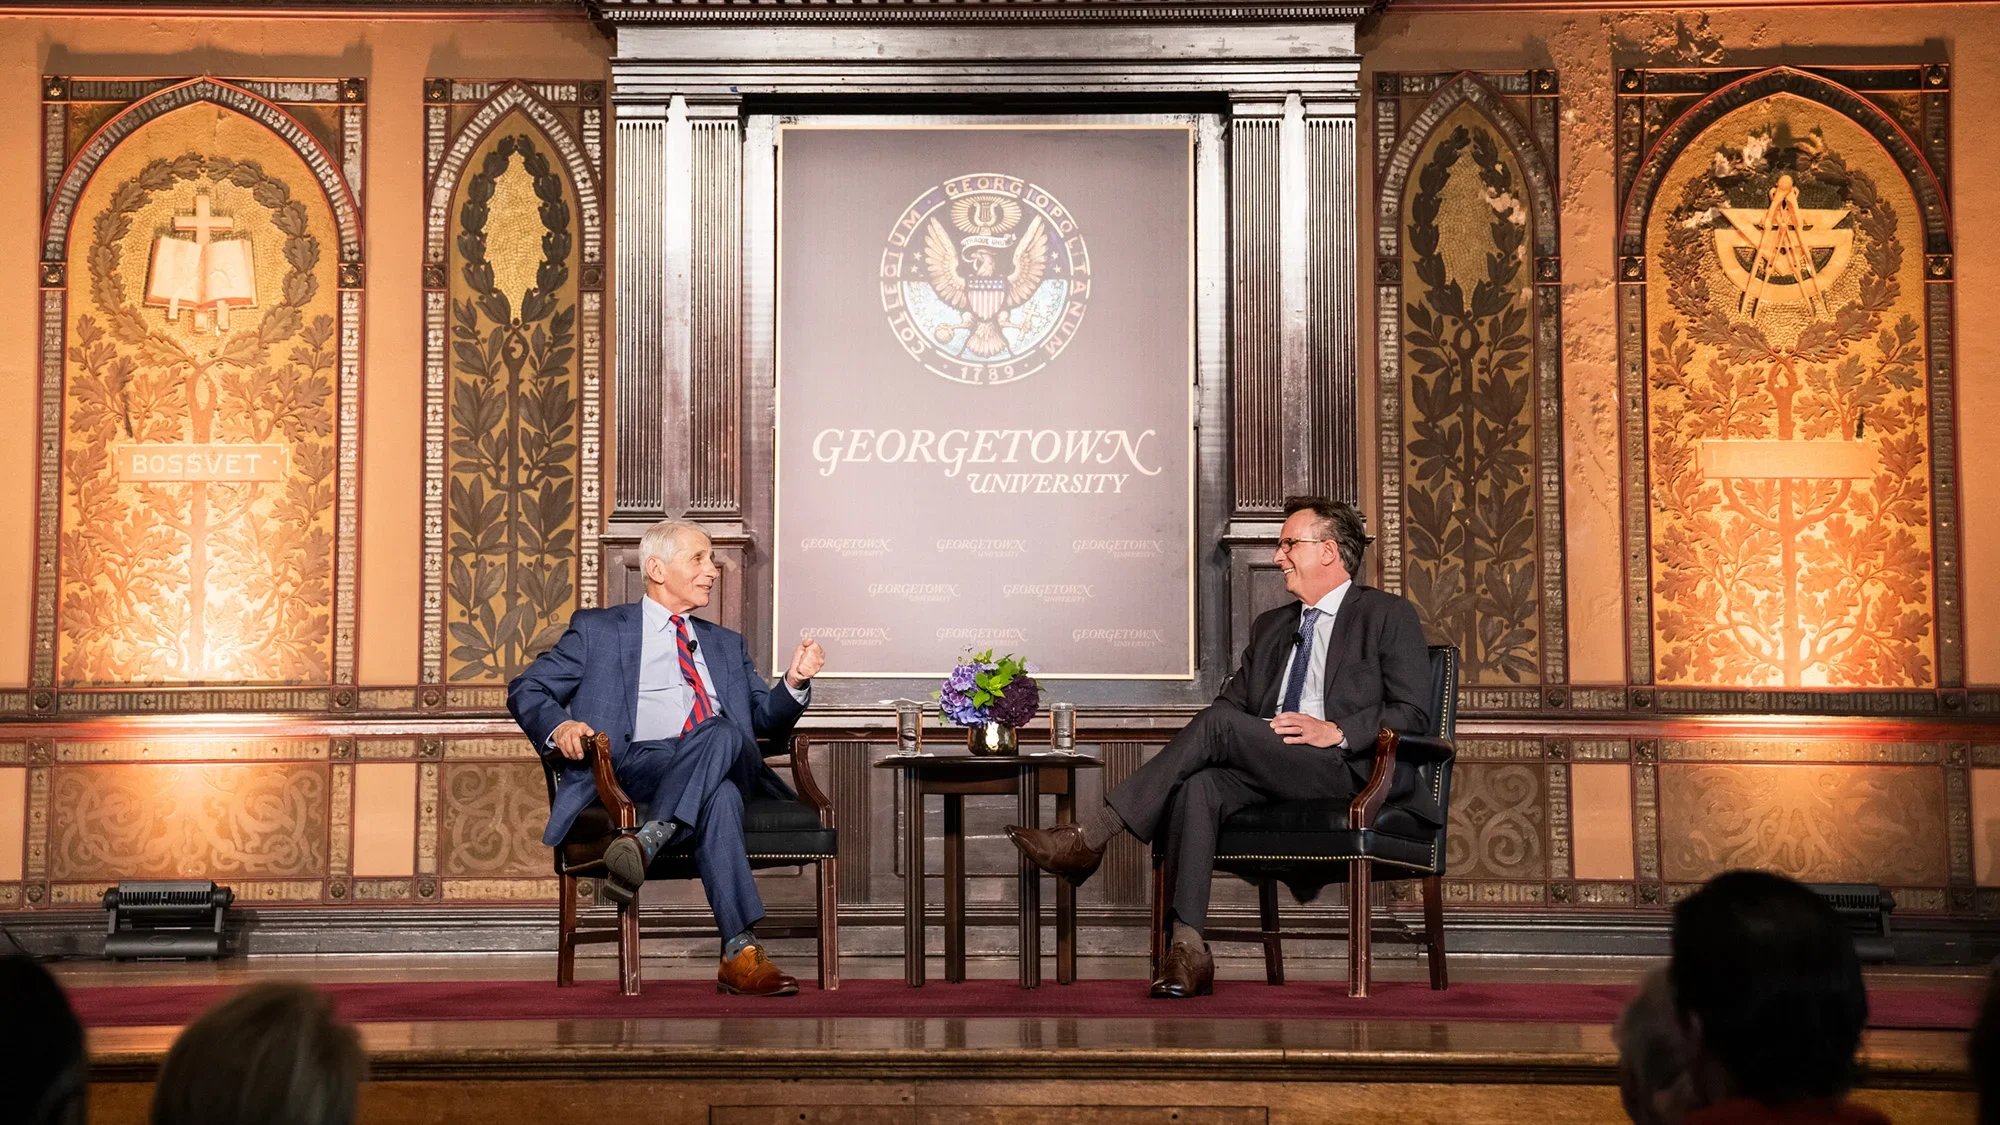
[1277,607,1322,715]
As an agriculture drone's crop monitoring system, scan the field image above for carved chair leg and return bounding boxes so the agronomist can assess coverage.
[1149,856,1167,979]
[556,873,578,988]
[618,895,642,997]
[1347,859,1373,999]
[1423,873,1448,991]
[818,855,841,992]
[1258,878,1285,987]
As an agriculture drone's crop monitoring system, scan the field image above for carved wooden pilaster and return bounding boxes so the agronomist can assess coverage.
[1305,101,1359,503]
[614,104,670,518]
[1229,101,1284,515]
[689,108,742,517]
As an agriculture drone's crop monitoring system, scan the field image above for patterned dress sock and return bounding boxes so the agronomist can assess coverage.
[1081,804,1126,851]
[723,929,759,961]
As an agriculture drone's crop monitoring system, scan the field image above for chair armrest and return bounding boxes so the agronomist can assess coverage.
[1348,728,1402,830]
[585,732,637,831]
[1393,733,1456,768]
[788,732,837,830]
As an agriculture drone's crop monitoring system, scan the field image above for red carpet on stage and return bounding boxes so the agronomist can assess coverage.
[66,977,1978,1032]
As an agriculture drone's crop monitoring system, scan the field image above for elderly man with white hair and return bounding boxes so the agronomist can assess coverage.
[509,519,825,997]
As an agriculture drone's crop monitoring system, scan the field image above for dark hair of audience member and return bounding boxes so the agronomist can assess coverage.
[1670,869,1868,1105]
[1615,965,1700,1125]
[1970,962,2000,1125]
[151,981,366,1125]
[0,955,88,1125]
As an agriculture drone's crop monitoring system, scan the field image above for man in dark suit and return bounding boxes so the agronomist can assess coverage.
[1009,496,1432,998]
[509,518,825,997]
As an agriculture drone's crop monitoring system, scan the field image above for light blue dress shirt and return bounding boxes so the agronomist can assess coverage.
[1272,580,1352,745]
[631,598,810,744]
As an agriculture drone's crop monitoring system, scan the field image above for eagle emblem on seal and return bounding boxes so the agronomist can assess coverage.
[881,173,1091,386]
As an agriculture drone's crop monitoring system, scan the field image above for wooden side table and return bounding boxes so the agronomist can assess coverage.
[874,750,1104,989]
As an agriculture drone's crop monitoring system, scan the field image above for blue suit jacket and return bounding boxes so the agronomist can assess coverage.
[508,602,808,846]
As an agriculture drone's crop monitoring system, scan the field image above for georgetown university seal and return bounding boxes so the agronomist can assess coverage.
[880,173,1091,385]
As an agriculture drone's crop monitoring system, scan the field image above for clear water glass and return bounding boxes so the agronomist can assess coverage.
[1051,702,1076,755]
[895,701,922,756]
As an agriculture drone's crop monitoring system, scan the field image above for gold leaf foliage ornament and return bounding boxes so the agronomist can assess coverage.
[1647,105,1933,689]
[446,132,581,683]
[62,149,337,685]
[1401,119,1542,685]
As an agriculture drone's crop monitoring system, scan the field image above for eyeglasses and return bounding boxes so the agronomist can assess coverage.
[1274,537,1331,554]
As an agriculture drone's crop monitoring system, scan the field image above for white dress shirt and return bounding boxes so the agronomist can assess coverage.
[1272,580,1351,738]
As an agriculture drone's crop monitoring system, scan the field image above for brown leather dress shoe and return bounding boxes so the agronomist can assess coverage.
[1149,942,1215,999]
[1005,823,1104,885]
[717,945,800,997]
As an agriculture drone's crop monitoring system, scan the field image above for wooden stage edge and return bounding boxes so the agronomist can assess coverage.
[84,1015,1976,1125]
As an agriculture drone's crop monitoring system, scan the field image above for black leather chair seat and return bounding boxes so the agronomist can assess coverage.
[559,798,834,873]
[1215,825,1437,872]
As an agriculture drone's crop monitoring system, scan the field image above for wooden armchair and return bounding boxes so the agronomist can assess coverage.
[1153,644,1460,998]
[544,730,840,996]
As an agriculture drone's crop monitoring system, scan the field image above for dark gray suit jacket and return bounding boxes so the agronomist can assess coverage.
[1217,584,1436,816]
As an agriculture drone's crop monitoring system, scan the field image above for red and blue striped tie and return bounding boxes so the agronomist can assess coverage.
[672,614,713,734]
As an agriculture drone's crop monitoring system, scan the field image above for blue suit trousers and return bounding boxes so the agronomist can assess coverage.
[614,718,767,941]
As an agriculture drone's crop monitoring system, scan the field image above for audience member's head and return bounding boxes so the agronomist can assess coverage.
[1615,965,1701,1125]
[1970,961,2000,1125]
[0,955,88,1125]
[1670,870,1867,1106]
[151,981,365,1125]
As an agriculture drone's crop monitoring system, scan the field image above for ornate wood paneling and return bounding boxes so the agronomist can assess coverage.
[1229,108,1283,515]
[49,762,329,884]
[689,112,742,516]
[1374,72,1566,708]
[438,761,549,879]
[420,80,607,694]
[34,76,364,714]
[615,109,669,517]
[1306,110,1359,503]
[1616,66,1959,698]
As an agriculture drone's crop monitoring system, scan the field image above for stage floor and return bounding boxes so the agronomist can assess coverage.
[67,954,1982,1125]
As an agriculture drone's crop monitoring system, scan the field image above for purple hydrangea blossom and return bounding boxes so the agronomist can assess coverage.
[989,676,1041,728]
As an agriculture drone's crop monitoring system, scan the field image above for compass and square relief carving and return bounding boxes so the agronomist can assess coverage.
[1617,67,1959,699]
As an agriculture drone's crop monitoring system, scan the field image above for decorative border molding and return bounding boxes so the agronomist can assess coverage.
[1613,65,1961,704]
[33,76,366,714]
[593,0,1373,23]
[1372,71,1567,710]
[418,80,608,694]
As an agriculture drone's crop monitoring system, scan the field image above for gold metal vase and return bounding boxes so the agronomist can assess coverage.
[967,721,1018,756]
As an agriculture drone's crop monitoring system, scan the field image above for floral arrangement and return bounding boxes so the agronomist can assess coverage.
[936,649,1041,729]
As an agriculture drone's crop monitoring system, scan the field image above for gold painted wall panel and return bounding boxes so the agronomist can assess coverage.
[437,761,548,879]
[47,763,327,881]
[435,108,591,685]
[1445,761,1548,880]
[1658,762,1946,885]
[58,100,344,686]
[1644,94,1937,689]
[1397,100,1552,687]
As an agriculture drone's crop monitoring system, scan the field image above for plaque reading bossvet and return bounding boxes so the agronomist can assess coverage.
[775,125,1195,678]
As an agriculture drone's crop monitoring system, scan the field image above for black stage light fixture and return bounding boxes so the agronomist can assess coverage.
[1807,882,1896,963]
[102,881,234,960]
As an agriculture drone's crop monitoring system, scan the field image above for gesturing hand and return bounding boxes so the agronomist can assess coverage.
[786,637,825,689]
[1270,711,1343,749]
[551,719,595,761]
